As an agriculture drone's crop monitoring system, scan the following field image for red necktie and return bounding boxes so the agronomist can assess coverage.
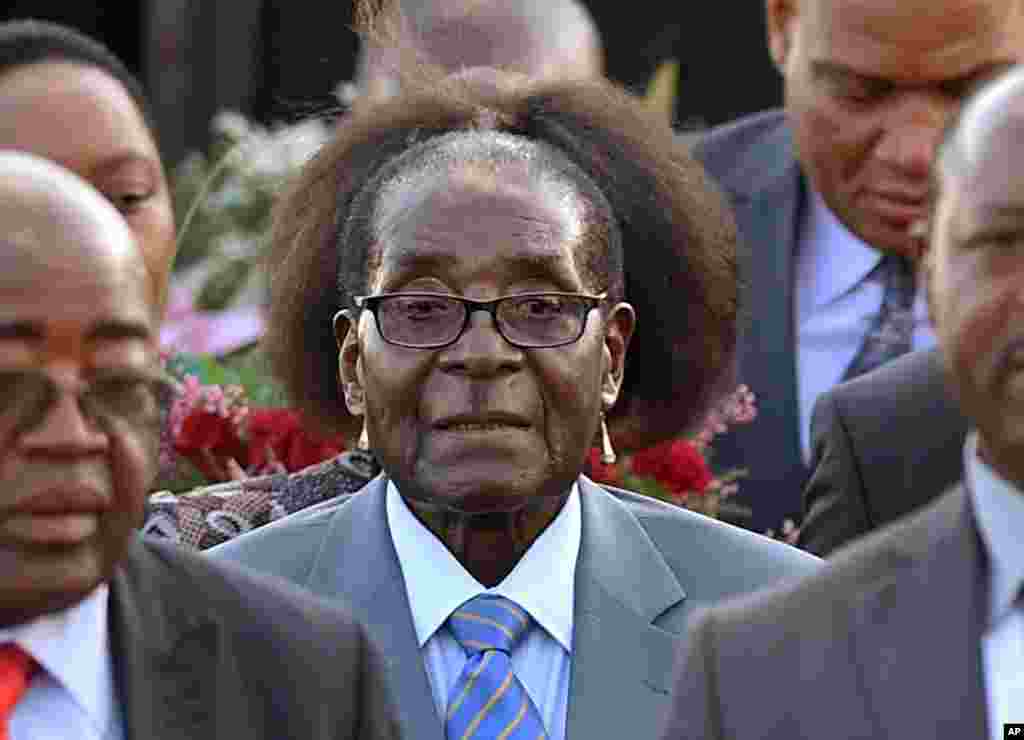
[0,645,35,740]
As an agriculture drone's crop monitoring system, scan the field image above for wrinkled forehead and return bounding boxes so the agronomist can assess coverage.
[805,0,1024,77]
[372,132,589,247]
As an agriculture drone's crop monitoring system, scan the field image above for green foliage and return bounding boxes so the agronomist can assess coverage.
[168,348,288,407]
[195,257,256,311]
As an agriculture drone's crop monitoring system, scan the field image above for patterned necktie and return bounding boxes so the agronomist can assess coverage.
[445,595,548,740]
[0,644,35,740]
[842,253,917,382]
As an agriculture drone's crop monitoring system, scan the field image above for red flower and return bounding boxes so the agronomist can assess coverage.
[584,447,622,485]
[247,408,346,473]
[631,438,712,497]
[283,426,346,472]
[174,408,246,462]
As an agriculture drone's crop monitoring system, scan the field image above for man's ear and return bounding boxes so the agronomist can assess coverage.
[765,0,797,72]
[334,309,365,416]
[601,302,636,410]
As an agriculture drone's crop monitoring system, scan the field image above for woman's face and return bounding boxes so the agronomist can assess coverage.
[0,61,175,310]
[338,161,633,514]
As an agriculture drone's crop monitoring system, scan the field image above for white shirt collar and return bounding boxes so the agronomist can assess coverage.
[387,480,581,653]
[964,432,1024,624]
[797,188,882,319]
[0,584,115,734]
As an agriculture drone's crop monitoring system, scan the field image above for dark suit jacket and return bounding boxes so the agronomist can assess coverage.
[660,486,990,740]
[798,349,969,556]
[210,475,821,740]
[691,110,808,533]
[109,537,396,739]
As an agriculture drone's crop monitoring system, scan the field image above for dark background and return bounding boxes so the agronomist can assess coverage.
[1,1,782,165]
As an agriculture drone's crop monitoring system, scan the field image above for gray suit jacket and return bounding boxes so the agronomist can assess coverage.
[112,537,396,739]
[799,348,969,555]
[691,110,807,533]
[660,485,989,739]
[210,475,820,740]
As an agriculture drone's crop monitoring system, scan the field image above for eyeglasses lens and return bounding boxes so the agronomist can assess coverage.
[0,370,170,434]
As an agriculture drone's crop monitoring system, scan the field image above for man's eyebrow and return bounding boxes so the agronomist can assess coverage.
[389,249,569,277]
[0,321,43,341]
[953,61,1019,93]
[812,59,1014,91]
[388,249,449,274]
[93,152,161,178]
[86,320,152,343]
[810,60,877,82]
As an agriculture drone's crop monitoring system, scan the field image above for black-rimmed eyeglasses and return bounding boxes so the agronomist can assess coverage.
[353,291,607,349]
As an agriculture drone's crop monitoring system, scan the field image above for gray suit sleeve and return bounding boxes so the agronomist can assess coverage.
[798,390,873,556]
[659,610,725,740]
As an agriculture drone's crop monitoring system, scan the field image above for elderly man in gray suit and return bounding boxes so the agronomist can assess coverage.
[661,64,1024,740]
[209,36,820,740]
[0,152,396,740]
[693,0,1024,533]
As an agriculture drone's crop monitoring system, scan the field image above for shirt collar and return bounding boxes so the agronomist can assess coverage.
[387,480,581,653]
[0,584,115,733]
[964,432,1024,624]
[798,188,883,315]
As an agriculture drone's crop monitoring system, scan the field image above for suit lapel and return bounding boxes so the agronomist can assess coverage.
[566,479,686,740]
[109,539,218,740]
[713,121,806,530]
[305,477,444,740]
[850,488,989,739]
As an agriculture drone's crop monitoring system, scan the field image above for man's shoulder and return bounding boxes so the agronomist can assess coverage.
[126,537,365,646]
[689,109,790,174]
[705,488,961,635]
[604,486,821,584]
[207,485,362,578]
[818,348,952,417]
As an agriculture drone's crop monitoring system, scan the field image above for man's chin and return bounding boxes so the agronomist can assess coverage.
[855,215,924,260]
[403,461,571,516]
[0,543,109,622]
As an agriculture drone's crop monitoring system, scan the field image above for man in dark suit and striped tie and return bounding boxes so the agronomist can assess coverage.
[660,62,1024,740]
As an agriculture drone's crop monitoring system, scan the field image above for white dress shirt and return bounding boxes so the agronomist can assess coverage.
[795,189,936,460]
[964,433,1024,740]
[0,584,122,740]
[387,480,580,740]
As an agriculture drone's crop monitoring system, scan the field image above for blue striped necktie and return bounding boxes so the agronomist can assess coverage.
[445,595,549,740]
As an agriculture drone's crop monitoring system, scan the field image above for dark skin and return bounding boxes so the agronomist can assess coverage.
[766,0,1024,259]
[0,61,176,311]
[336,156,634,586]
[0,165,161,626]
[928,83,1024,492]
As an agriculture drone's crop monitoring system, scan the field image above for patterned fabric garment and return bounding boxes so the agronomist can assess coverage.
[142,451,380,550]
[841,254,917,382]
[445,595,548,740]
[0,645,35,740]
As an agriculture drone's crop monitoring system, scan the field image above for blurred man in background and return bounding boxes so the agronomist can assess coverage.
[694,0,1024,533]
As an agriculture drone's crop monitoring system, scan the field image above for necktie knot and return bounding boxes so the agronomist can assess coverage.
[447,595,531,656]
